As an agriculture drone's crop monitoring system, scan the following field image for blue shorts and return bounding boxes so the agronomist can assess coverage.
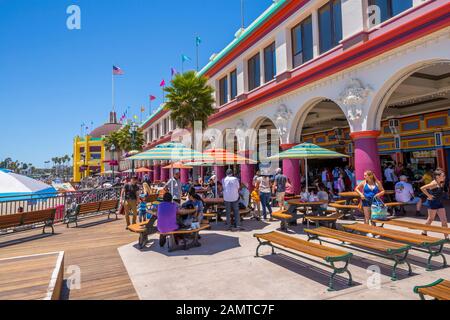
[424,199,444,210]
[362,197,374,208]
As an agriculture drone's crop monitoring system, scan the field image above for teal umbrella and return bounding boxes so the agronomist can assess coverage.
[128,142,213,162]
[129,142,213,194]
[268,143,349,192]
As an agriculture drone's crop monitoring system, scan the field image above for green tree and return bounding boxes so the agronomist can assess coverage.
[116,124,144,152]
[164,71,216,134]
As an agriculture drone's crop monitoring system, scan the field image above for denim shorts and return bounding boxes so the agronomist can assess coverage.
[362,197,374,208]
[424,199,444,210]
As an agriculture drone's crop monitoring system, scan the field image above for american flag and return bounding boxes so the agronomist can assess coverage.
[113,65,124,75]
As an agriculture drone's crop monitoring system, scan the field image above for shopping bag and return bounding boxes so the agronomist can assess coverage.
[371,197,388,221]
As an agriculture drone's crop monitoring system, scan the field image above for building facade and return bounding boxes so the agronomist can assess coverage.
[141,0,450,193]
[73,112,122,182]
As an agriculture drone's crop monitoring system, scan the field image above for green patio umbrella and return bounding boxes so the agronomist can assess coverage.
[268,143,349,193]
[128,142,213,195]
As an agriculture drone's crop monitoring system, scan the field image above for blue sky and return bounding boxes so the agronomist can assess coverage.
[0,0,273,167]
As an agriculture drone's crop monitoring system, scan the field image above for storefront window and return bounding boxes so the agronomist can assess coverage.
[248,53,261,91]
[219,76,228,106]
[230,69,237,100]
[264,42,276,82]
[368,0,413,24]
[292,15,313,68]
[318,0,342,54]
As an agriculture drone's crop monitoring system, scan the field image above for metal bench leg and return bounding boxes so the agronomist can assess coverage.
[255,239,272,258]
[328,259,352,292]
[391,251,412,281]
[306,234,322,246]
[426,244,447,271]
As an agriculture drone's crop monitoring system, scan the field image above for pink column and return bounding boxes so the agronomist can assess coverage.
[181,168,189,184]
[239,151,256,191]
[153,164,160,182]
[214,166,225,183]
[350,131,382,183]
[281,144,300,195]
[283,159,300,195]
[161,164,169,182]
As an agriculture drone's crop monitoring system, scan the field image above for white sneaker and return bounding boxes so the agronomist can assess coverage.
[367,233,374,238]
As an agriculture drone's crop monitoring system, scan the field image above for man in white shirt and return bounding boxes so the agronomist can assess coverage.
[222,169,244,230]
[384,164,397,190]
[395,175,423,216]
[165,170,182,203]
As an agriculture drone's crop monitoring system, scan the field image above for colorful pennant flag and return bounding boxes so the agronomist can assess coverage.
[160,79,166,87]
[171,67,178,77]
[196,36,202,46]
[182,54,192,62]
[113,65,124,75]
[149,95,156,101]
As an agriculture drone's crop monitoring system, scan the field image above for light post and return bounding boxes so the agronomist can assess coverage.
[130,123,138,176]
[110,144,116,181]
[81,153,87,180]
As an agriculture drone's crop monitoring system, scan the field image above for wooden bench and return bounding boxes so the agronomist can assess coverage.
[0,209,56,236]
[414,279,450,300]
[328,203,361,220]
[271,211,293,231]
[128,216,158,249]
[343,223,448,271]
[65,200,119,228]
[160,224,210,252]
[305,227,412,281]
[374,218,450,238]
[384,202,408,216]
[305,213,344,229]
[254,231,353,291]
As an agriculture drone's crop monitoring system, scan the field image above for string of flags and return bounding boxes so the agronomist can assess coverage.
[108,35,202,125]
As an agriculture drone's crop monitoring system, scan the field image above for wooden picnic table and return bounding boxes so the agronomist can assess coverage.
[339,190,395,204]
[339,190,395,198]
[202,198,225,205]
[286,200,328,207]
[151,208,197,217]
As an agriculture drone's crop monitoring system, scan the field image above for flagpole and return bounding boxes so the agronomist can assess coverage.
[196,37,199,72]
[112,72,115,113]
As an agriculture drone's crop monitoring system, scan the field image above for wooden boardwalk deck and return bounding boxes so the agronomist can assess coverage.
[0,216,139,300]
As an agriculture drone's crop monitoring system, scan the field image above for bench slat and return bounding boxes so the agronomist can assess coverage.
[415,279,450,300]
[375,219,450,235]
[0,214,23,229]
[160,224,210,236]
[98,200,119,211]
[255,231,349,260]
[22,209,55,225]
[78,202,101,215]
[343,224,444,246]
[305,227,409,253]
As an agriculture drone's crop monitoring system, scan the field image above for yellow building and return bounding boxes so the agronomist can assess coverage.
[73,112,122,182]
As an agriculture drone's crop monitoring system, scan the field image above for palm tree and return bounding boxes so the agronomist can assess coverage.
[164,71,216,137]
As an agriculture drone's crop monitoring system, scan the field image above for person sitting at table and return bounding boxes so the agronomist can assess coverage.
[285,178,295,197]
[395,175,423,217]
[157,192,180,247]
[184,187,205,223]
[239,183,250,209]
[317,183,330,213]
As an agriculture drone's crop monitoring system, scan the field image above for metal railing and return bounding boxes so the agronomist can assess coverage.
[0,186,122,222]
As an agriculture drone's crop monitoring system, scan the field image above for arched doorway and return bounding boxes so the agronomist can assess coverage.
[292,99,352,191]
[373,61,450,181]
